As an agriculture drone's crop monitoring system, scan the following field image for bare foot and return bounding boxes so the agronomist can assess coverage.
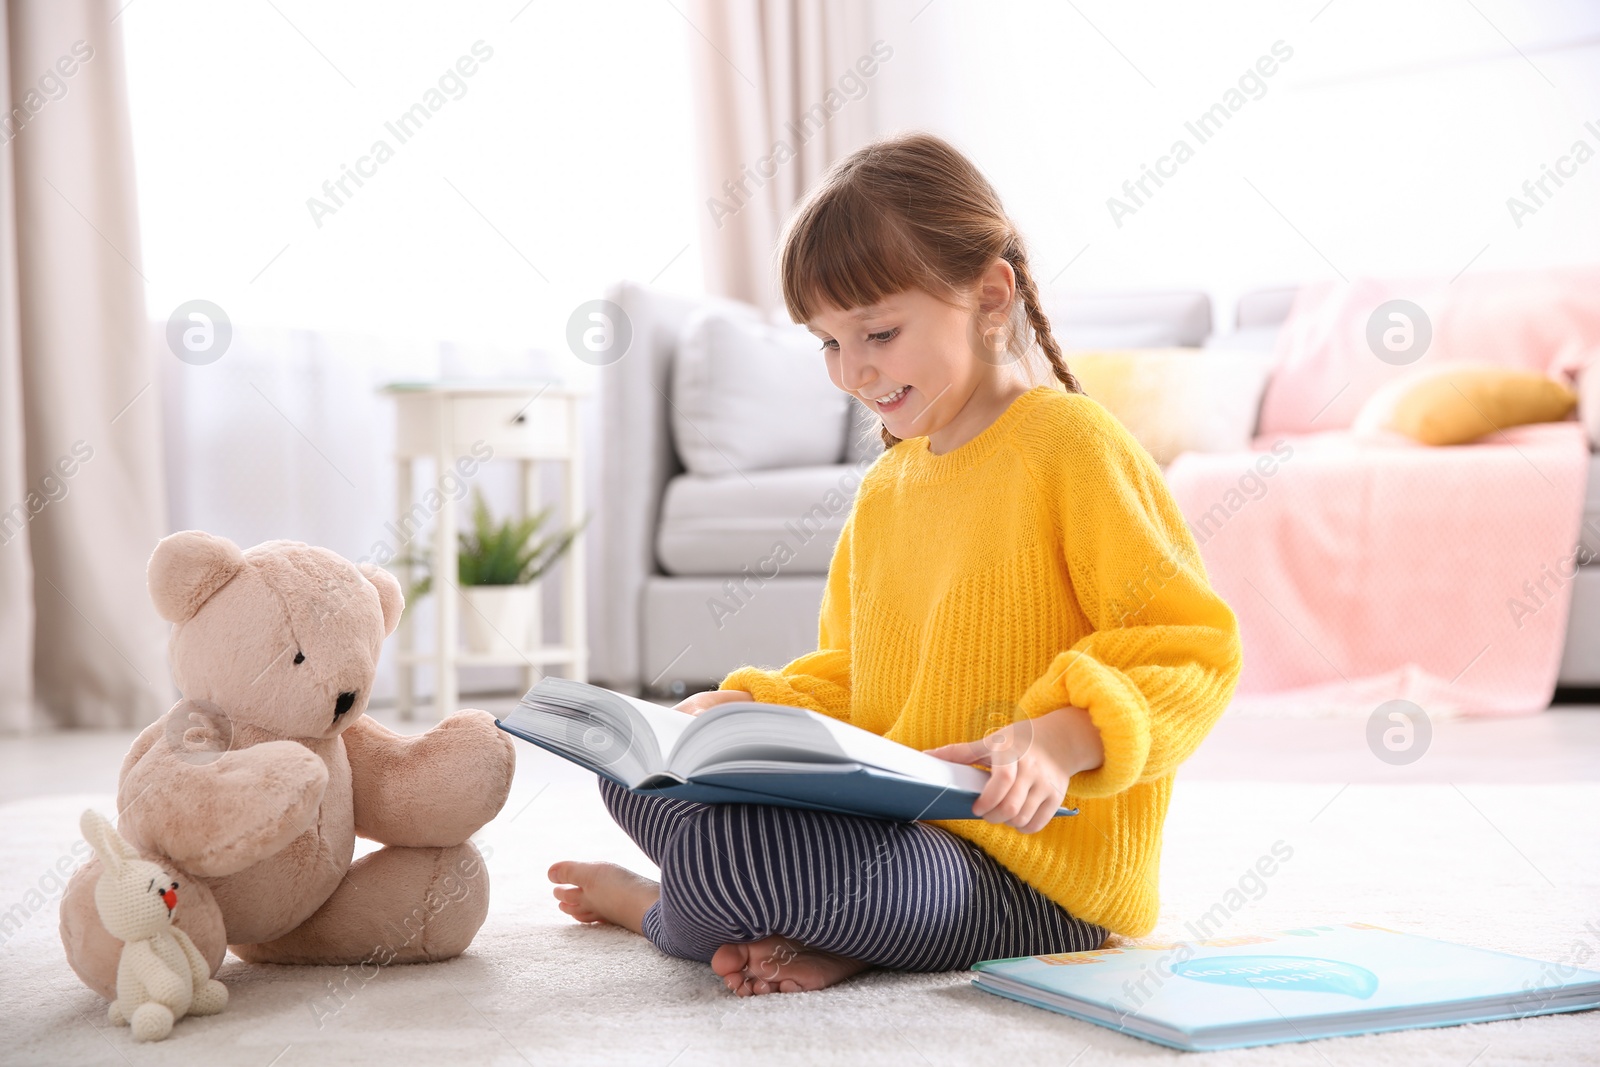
[711,934,872,996]
[547,860,660,935]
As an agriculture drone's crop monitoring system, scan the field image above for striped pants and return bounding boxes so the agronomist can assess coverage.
[598,777,1108,970]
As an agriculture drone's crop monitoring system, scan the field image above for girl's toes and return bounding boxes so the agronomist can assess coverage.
[779,979,803,994]
[710,942,749,979]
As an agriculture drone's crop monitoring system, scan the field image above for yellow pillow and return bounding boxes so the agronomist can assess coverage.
[1065,348,1275,465]
[1367,365,1577,445]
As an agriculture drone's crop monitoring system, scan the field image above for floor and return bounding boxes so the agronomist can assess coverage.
[2,697,1596,1065]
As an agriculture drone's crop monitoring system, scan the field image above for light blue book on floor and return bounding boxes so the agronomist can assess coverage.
[496,677,1077,823]
[970,922,1600,1052]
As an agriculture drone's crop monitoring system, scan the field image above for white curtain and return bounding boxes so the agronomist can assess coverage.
[689,0,885,314]
[159,322,570,707]
[0,0,169,731]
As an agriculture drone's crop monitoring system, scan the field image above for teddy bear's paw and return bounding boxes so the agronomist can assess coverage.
[121,739,330,878]
[432,708,517,797]
[107,999,128,1026]
[130,1002,175,1042]
[191,979,227,1016]
[345,711,515,847]
[232,842,490,965]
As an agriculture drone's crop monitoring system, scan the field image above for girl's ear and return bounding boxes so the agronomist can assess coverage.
[974,256,1017,318]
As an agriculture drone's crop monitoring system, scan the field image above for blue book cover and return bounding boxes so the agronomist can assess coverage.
[971,922,1600,1052]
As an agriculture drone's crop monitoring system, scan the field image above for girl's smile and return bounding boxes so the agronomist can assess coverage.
[868,384,911,412]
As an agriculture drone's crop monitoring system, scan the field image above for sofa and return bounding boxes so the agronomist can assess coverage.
[587,279,1600,698]
[1220,287,1600,689]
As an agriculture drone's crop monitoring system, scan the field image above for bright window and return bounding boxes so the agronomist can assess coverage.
[122,0,705,352]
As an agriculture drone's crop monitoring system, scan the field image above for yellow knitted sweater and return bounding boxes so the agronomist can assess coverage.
[720,383,1242,937]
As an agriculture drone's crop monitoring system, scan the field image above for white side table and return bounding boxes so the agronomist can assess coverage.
[381,380,588,719]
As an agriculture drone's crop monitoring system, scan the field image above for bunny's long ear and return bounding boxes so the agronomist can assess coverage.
[79,809,140,873]
[80,809,123,873]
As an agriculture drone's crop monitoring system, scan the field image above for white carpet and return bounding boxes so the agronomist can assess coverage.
[2,775,1597,1065]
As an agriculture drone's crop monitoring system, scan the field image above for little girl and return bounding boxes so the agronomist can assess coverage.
[549,132,1242,997]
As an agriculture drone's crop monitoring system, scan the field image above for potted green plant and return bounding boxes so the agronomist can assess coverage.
[406,489,587,656]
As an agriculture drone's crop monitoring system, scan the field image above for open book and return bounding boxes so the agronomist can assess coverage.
[495,677,1079,823]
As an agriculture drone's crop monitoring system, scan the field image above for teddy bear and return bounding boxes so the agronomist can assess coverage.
[60,531,518,1001]
[78,809,228,1040]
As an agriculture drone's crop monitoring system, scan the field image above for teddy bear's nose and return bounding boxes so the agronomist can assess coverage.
[334,691,357,720]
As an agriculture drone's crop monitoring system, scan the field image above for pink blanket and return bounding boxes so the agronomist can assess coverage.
[1167,423,1587,716]
[1167,270,1598,716]
[1258,266,1600,434]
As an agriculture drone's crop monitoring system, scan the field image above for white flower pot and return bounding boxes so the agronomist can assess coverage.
[461,583,542,656]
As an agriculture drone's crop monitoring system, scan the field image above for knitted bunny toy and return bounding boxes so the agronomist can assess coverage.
[80,809,227,1041]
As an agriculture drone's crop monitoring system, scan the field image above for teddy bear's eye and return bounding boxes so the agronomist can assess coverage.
[293,651,305,665]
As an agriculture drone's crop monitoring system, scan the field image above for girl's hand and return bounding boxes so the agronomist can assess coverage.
[673,689,754,716]
[923,707,1105,834]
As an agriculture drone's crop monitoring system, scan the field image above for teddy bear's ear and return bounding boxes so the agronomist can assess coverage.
[148,530,246,624]
[359,563,404,636]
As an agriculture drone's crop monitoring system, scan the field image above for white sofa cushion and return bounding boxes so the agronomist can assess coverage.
[656,463,859,576]
[670,307,848,476]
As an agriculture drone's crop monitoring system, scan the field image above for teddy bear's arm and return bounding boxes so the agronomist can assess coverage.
[344,710,515,846]
[118,725,330,878]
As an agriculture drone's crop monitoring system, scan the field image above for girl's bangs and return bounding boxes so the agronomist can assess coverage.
[782,193,945,325]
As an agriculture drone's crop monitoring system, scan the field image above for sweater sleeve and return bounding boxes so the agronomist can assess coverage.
[1014,402,1243,798]
[718,510,854,723]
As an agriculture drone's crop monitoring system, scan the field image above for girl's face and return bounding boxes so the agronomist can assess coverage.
[806,264,1023,450]
[807,287,979,441]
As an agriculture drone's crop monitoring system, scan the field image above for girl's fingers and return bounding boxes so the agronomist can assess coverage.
[972,757,1017,817]
[993,778,1038,829]
[1022,807,1056,834]
[1017,783,1059,833]
[1027,778,1072,832]
[924,740,989,766]
[989,768,1042,826]
[677,690,753,716]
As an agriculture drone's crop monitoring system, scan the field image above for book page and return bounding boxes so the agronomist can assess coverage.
[671,702,991,795]
[615,691,697,764]
[502,679,688,784]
